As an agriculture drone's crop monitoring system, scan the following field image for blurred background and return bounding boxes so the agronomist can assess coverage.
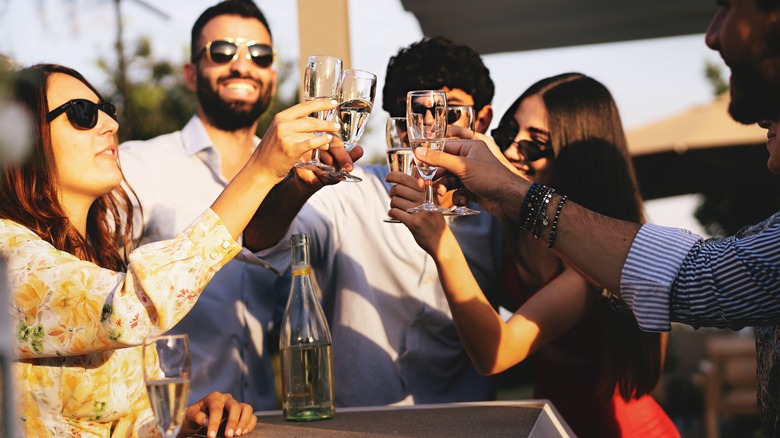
[0,1,771,436]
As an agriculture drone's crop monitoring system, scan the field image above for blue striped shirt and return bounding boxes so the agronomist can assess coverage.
[621,212,780,332]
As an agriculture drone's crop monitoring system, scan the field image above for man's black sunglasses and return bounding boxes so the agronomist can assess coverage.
[46,99,118,130]
[198,38,275,68]
[491,125,554,162]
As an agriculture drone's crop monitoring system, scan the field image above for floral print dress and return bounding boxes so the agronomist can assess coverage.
[2,209,241,437]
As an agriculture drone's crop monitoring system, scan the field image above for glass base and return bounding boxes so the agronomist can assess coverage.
[283,409,335,422]
[407,202,450,214]
[443,206,481,216]
[295,160,335,172]
[324,170,362,182]
[383,217,401,223]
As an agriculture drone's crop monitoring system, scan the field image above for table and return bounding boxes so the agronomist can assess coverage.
[241,400,574,437]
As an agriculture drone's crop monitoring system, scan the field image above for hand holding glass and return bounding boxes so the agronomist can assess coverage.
[143,334,191,438]
[296,55,342,171]
[444,105,480,216]
[406,90,449,213]
[383,116,413,223]
[326,69,377,182]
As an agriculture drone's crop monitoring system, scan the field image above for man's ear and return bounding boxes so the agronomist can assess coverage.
[475,104,493,135]
[183,63,198,93]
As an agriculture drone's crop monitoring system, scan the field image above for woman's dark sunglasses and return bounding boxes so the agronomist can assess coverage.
[198,39,275,68]
[491,125,554,162]
[46,99,118,130]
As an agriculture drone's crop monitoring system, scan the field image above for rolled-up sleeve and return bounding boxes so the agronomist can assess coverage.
[621,224,700,332]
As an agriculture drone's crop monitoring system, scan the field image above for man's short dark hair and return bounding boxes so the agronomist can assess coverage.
[190,0,272,63]
[382,36,494,117]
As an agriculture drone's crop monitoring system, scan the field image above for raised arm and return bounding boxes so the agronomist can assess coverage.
[414,140,637,295]
[387,172,592,375]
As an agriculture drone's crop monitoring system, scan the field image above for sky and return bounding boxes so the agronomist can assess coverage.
[0,0,725,233]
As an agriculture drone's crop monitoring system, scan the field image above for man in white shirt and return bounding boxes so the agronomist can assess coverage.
[119,0,356,409]
[246,37,505,407]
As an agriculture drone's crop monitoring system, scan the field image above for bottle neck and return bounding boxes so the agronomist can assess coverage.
[291,240,310,273]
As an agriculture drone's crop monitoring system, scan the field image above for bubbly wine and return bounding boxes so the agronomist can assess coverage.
[337,99,372,147]
[146,377,190,437]
[386,147,414,175]
[280,344,334,421]
[410,138,445,178]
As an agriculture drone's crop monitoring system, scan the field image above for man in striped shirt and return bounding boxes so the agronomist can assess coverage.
[410,0,780,435]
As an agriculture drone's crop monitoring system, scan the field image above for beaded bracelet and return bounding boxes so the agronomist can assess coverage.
[519,182,545,231]
[519,181,540,229]
[531,187,554,239]
[547,195,567,248]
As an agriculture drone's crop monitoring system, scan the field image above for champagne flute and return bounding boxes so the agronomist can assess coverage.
[143,334,191,438]
[444,105,481,216]
[383,116,413,223]
[325,69,378,182]
[406,90,450,213]
[295,55,342,172]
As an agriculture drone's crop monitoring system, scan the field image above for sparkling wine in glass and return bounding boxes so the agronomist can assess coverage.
[383,116,413,223]
[143,334,191,438]
[406,90,449,213]
[296,55,342,172]
[444,105,481,216]
[326,69,377,182]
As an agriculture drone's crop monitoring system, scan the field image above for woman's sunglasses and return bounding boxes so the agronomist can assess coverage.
[198,38,275,68]
[46,99,118,130]
[491,125,555,162]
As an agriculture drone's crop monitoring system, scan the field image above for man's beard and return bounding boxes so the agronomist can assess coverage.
[197,71,273,131]
[729,60,780,124]
[728,22,780,124]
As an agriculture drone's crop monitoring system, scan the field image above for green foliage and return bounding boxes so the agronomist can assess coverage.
[705,61,729,97]
[98,36,196,142]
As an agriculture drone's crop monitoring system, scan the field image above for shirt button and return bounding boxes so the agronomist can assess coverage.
[222,241,231,249]
[210,252,220,260]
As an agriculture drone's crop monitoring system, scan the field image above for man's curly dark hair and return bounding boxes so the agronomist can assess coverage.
[382,36,494,117]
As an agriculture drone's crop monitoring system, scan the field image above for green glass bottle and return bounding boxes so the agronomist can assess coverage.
[279,234,335,421]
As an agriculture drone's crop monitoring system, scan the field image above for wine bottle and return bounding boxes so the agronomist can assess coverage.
[279,234,335,421]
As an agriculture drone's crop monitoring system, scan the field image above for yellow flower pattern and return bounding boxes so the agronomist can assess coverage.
[1,209,241,437]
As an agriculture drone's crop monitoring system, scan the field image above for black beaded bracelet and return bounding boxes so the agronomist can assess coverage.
[547,195,567,248]
[531,187,554,239]
[519,181,540,229]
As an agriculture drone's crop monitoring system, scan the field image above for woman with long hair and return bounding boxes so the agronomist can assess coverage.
[389,73,679,436]
[1,63,336,437]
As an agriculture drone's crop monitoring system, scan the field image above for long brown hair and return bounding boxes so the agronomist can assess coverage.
[0,63,137,271]
[496,73,661,401]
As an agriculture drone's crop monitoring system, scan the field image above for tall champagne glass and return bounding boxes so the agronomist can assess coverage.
[295,55,342,171]
[383,116,413,223]
[406,90,449,213]
[143,334,191,438]
[325,69,377,182]
[444,105,481,216]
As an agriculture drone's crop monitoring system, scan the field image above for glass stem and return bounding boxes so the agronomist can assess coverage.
[424,179,435,206]
[311,148,321,163]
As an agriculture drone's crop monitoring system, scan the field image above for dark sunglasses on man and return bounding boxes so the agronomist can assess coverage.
[46,99,118,130]
[197,38,275,68]
[491,124,555,162]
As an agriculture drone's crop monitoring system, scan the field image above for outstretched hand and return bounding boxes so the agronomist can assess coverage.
[250,98,340,183]
[386,171,449,256]
[414,137,530,220]
[292,134,365,188]
[178,392,257,438]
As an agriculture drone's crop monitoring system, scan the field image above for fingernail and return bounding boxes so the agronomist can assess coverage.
[209,431,216,438]
[345,164,353,171]
[333,123,341,130]
[227,429,235,437]
[235,428,242,436]
[326,134,333,141]
[329,99,337,105]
